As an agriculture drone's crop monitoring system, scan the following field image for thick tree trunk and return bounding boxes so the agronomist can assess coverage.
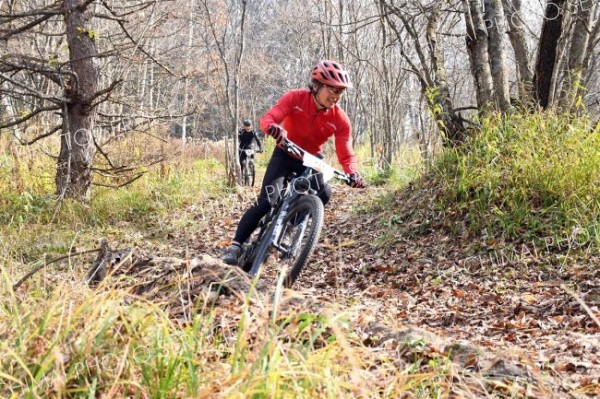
[56,0,98,201]
[484,0,511,111]
[463,0,495,110]
[533,0,568,109]
[561,1,597,109]
[502,0,532,103]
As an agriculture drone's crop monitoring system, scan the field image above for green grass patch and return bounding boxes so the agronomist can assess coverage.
[0,157,226,228]
[0,139,228,265]
[433,111,600,248]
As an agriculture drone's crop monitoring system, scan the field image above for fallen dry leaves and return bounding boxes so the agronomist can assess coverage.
[98,181,599,398]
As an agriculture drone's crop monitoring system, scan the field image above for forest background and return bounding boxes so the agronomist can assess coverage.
[1,0,600,398]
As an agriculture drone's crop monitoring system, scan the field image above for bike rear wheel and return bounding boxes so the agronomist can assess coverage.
[239,220,269,272]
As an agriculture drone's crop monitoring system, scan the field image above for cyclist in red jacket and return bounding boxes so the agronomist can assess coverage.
[222,60,365,265]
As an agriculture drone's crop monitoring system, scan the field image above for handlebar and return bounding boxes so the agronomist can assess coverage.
[238,148,263,153]
[280,138,351,185]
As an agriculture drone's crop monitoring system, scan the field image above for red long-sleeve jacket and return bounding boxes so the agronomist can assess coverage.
[260,89,358,174]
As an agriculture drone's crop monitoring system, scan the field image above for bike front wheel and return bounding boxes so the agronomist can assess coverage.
[241,160,250,186]
[277,195,324,287]
[248,221,275,277]
[249,160,255,186]
[248,195,324,287]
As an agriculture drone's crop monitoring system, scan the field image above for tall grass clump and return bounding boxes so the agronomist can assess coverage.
[433,111,600,248]
[0,272,447,398]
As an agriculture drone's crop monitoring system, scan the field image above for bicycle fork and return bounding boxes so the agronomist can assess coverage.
[271,200,309,259]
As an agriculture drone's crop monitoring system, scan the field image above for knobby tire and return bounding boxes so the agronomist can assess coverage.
[248,195,324,287]
[248,221,276,277]
[241,160,249,186]
[249,160,255,187]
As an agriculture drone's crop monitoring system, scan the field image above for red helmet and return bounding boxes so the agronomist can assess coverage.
[311,60,353,89]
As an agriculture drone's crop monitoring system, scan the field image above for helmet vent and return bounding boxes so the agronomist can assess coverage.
[311,60,353,88]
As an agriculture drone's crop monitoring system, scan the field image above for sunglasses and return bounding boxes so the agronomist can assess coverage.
[324,85,345,95]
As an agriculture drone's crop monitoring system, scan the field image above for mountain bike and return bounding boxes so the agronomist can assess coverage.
[237,138,350,287]
[240,148,256,186]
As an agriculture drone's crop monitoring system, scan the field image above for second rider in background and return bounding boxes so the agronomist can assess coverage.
[238,119,263,165]
[222,60,365,265]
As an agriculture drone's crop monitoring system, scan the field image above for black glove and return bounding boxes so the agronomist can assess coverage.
[268,124,287,142]
[348,172,365,188]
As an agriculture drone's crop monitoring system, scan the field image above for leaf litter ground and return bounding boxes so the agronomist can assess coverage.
[92,181,599,398]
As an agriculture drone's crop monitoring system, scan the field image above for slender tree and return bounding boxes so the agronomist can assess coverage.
[561,0,598,110]
[200,0,248,185]
[484,0,510,111]
[463,0,495,110]
[379,0,466,147]
[502,0,532,103]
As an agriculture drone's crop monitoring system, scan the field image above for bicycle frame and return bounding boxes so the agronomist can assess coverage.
[242,139,349,276]
[240,148,255,158]
[262,167,313,255]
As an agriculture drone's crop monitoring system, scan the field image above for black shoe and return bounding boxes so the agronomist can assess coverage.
[221,244,241,265]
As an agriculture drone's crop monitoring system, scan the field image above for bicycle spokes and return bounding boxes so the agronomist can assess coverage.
[278,211,309,260]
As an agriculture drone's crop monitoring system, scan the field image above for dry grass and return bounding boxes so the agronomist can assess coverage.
[2,123,583,398]
[0,132,456,398]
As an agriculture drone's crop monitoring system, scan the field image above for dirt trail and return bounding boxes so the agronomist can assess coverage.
[180,183,599,398]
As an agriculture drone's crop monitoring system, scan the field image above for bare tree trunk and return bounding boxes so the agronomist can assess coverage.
[548,1,576,108]
[376,8,395,169]
[56,0,98,201]
[484,0,511,111]
[533,0,568,109]
[427,7,465,146]
[230,0,247,186]
[502,0,532,103]
[561,0,597,110]
[337,0,345,62]
[181,0,195,146]
[463,0,495,110]
[202,0,247,186]
[1,82,22,141]
[582,5,600,84]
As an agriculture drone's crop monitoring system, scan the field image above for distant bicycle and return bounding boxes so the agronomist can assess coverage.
[239,148,257,186]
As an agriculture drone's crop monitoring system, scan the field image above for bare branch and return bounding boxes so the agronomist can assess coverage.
[0,105,61,129]
[0,71,66,103]
[19,125,62,146]
[12,248,101,291]
[89,79,123,108]
[0,12,57,41]
[92,173,144,188]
